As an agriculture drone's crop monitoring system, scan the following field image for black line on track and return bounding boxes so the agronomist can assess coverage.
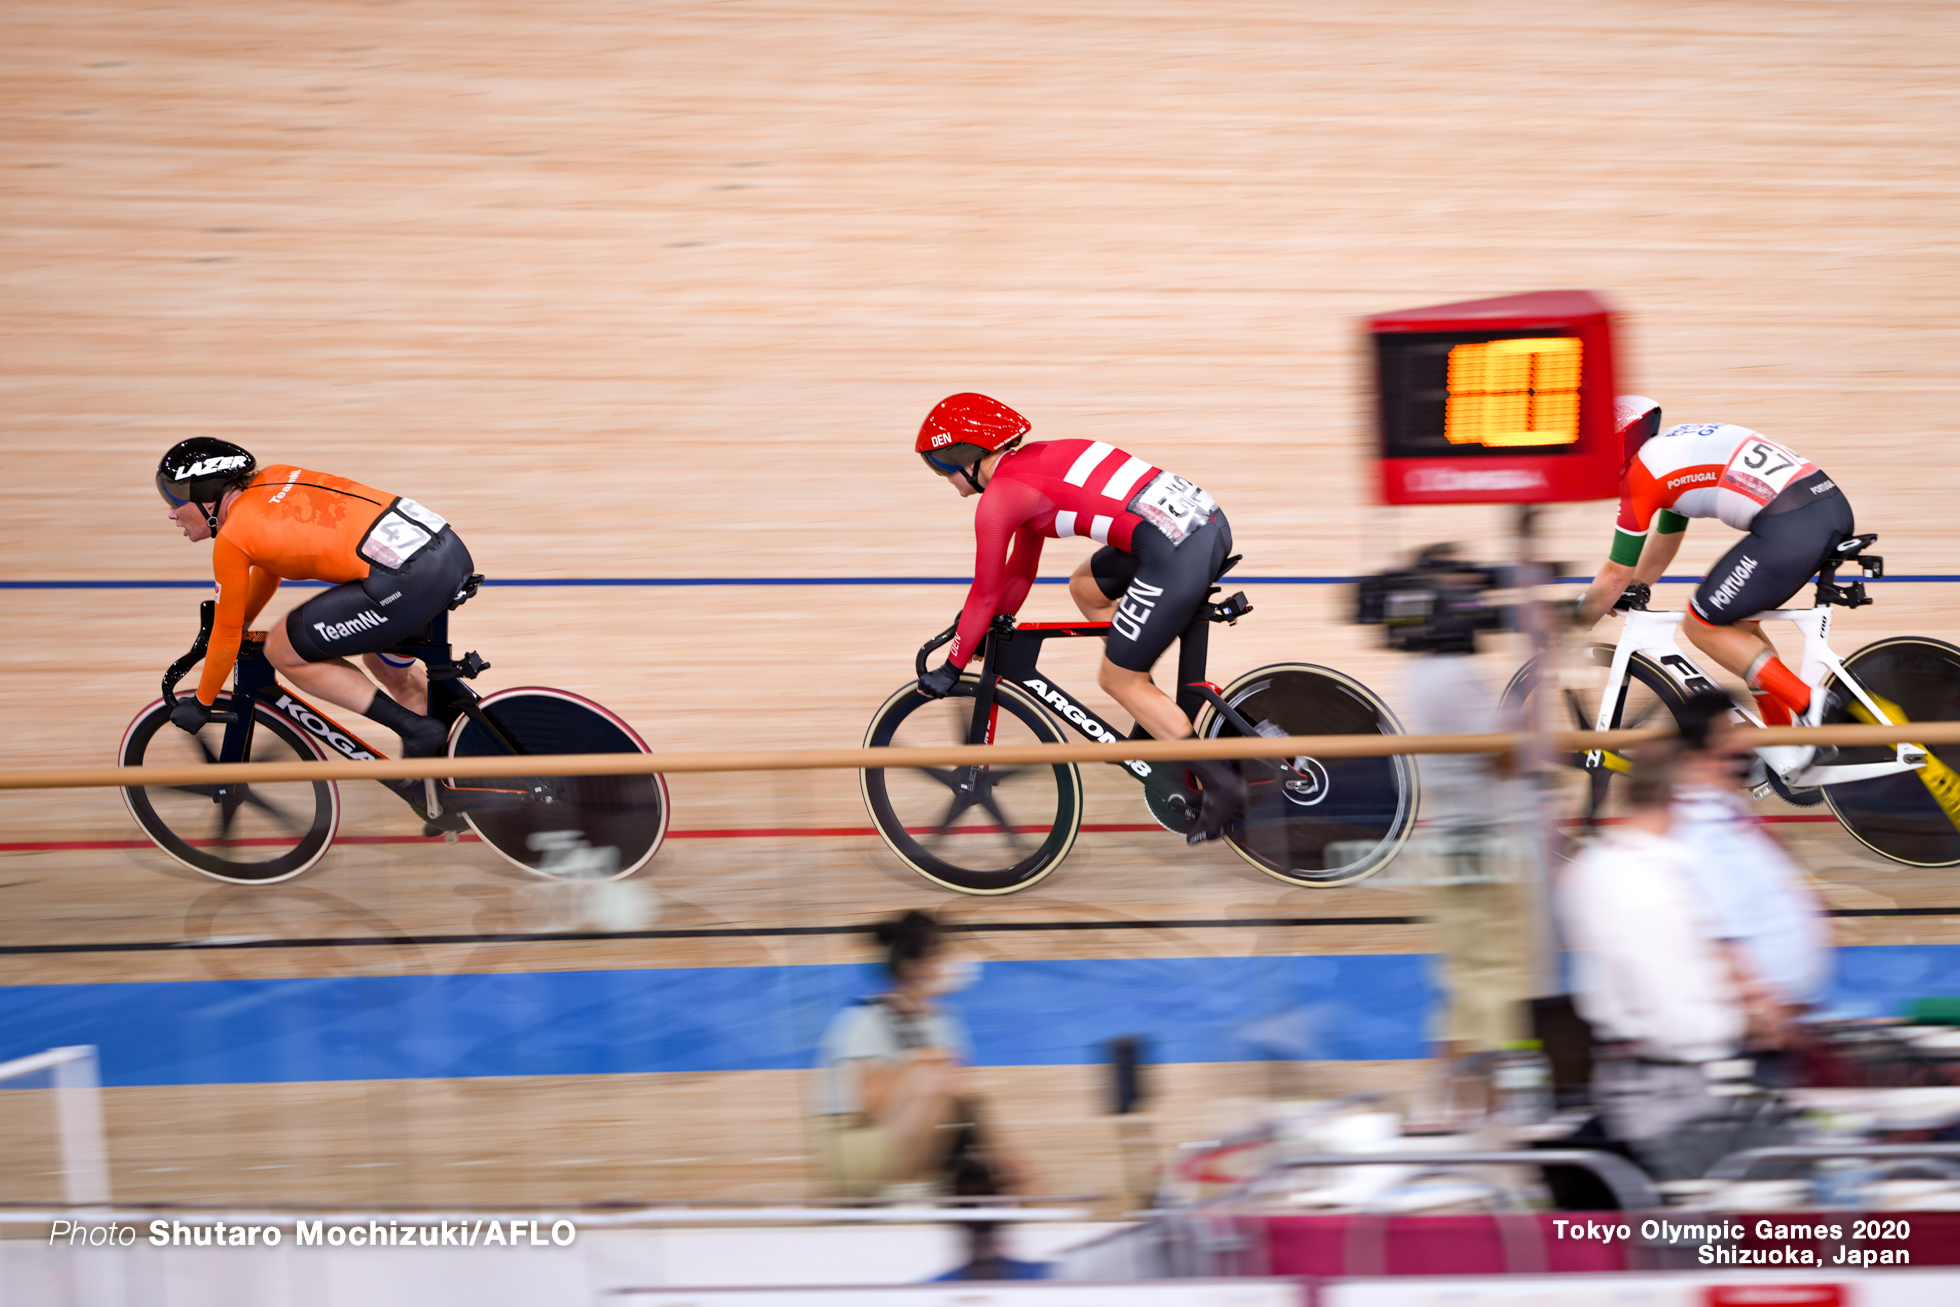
[949,916,1424,932]
[1828,906,1960,918]
[2,909,1954,958]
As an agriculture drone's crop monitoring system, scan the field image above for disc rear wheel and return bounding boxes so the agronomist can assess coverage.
[1199,663,1417,888]
[1820,637,1960,868]
[450,688,668,881]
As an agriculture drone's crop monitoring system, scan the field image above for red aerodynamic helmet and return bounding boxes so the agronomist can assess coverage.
[1615,395,1663,468]
[915,393,1031,475]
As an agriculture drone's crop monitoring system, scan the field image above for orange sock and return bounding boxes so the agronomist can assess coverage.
[1753,690,1792,727]
[1748,655,1811,717]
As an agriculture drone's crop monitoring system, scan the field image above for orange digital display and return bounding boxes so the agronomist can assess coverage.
[1373,289,1619,504]
[1443,337,1581,448]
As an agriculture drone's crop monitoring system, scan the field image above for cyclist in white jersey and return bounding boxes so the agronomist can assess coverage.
[1577,397,1855,730]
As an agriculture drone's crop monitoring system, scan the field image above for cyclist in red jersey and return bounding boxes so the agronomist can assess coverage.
[912,393,1245,841]
[1577,397,1855,737]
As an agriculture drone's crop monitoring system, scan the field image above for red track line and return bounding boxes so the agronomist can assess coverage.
[0,822,1171,855]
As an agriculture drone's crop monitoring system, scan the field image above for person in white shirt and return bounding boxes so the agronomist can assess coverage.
[1563,744,1746,1151]
[1669,690,1835,1068]
[813,910,1019,1198]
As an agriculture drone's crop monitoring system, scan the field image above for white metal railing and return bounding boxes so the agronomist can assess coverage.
[0,1045,111,1208]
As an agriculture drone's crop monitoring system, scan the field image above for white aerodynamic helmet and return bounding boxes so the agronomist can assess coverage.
[1614,395,1662,466]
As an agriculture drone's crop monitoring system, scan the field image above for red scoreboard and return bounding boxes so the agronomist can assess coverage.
[1369,289,1622,505]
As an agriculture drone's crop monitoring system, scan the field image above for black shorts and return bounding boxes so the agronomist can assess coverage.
[1089,511,1234,672]
[1690,473,1853,625]
[285,529,476,663]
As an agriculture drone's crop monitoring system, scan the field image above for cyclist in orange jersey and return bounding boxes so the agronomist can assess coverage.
[156,439,476,756]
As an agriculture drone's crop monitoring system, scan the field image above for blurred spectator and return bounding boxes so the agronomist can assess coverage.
[931,1159,1049,1281]
[1396,545,1535,1056]
[1563,743,1746,1160]
[812,910,1020,1199]
[1671,689,1835,1078]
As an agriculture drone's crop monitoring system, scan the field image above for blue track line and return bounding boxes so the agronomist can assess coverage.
[0,945,1947,1086]
[5,575,1957,590]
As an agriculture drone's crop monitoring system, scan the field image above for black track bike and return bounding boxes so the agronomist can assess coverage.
[860,589,1418,894]
[119,590,669,885]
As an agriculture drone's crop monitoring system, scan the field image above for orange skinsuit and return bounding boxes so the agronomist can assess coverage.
[195,466,397,706]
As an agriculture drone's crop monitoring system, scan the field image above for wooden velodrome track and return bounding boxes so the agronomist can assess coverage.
[3,0,1958,1210]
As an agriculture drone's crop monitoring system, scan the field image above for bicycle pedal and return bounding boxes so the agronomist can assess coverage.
[1153,792,1200,836]
[422,811,468,838]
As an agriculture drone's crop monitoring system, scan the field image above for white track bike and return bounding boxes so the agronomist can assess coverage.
[1504,534,1960,868]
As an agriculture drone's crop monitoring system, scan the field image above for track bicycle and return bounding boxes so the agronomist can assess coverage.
[1504,533,1960,867]
[118,590,669,885]
[859,586,1418,894]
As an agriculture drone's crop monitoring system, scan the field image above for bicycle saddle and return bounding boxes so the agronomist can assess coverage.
[1816,534,1882,608]
[448,572,486,611]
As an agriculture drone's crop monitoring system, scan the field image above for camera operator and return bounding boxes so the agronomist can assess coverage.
[1361,544,1535,1057]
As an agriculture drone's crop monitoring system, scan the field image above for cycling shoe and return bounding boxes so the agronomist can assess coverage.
[1183,755,1246,845]
[422,809,470,837]
[1800,685,1844,729]
[398,714,451,759]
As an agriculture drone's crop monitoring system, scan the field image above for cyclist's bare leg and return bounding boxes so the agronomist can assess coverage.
[1104,656,1242,841]
[1069,557,1116,622]
[362,652,428,715]
[1099,660,1191,742]
[1682,614,1781,684]
[265,621,387,715]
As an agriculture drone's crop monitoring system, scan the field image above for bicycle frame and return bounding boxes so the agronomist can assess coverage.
[973,619,1188,807]
[163,600,543,824]
[1591,604,1927,788]
[956,592,1269,809]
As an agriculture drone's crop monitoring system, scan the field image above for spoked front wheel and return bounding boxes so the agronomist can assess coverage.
[1820,636,1960,868]
[860,677,1084,895]
[1500,644,1691,856]
[120,692,341,884]
[450,688,668,881]
[1198,663,1418,888]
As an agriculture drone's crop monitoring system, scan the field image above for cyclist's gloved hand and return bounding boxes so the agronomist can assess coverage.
[170,697,216,734]
[917,661,962,700]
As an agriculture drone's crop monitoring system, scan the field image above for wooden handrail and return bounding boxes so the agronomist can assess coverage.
[4,721,1956,790]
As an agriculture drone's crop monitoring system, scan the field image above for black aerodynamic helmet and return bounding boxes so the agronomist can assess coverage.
[157,438,256,533]
[157,438,256,508]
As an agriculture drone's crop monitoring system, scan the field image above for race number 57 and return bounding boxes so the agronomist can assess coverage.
[1741,441,1796,478]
